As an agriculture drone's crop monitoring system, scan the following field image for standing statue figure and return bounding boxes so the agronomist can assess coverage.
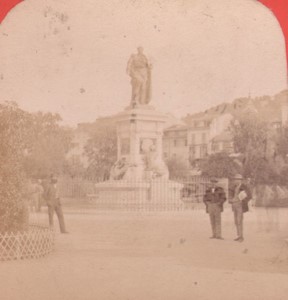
[141,139,169,179]
[126,47,152,106]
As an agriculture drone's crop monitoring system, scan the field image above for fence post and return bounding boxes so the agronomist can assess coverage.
[15,233,21,260]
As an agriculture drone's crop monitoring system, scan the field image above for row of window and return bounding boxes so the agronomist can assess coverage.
[164,130,187,137]
[172,139,188,147]
[191,121,210,128]
[166,122,282,148]
[164,141,233,161]
[165,133,208,148]
[189,145,208,158]
[190,133,207,144]
[165,130,208,142]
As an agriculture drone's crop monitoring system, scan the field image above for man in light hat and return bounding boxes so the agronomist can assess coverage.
[203,177,227,239]
[229,174,252,242]
[46,177,68,234]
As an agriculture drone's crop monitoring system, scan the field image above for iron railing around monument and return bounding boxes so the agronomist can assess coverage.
[57,176,229,211]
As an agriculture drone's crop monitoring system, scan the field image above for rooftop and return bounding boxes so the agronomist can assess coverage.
[183,90,287,126]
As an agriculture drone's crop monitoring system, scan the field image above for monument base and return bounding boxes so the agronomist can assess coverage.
[89,179,184,210]
[124,104,155,111]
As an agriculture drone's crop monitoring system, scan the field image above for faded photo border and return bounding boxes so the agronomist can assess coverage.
[1,1,288,300]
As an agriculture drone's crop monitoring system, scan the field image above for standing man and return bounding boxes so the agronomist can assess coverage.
[203,178,227,240]
[229,174,252,242]
[46,177,68,234]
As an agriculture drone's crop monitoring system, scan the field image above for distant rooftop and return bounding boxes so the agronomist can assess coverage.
[183,90,288,126]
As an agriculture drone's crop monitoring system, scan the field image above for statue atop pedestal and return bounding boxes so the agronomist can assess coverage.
[109,48,168,181]
[126,47,152,106]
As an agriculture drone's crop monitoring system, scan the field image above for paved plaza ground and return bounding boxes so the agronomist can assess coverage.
[1,206,288,300]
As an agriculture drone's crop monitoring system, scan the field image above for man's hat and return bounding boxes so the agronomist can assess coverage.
[232,174,243,180]
[51,178,58,184]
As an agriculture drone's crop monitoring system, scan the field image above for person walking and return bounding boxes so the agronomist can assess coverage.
[203,178,227,240]
[46,177,68,234]
[229,174,252,242]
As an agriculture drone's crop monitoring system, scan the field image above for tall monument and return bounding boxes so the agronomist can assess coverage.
[110,47,168,181]
[94,49,182,206]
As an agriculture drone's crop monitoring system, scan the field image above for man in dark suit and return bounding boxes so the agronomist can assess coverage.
[229,174,252,242]
[46,177,68,234]
[203,178,227,239]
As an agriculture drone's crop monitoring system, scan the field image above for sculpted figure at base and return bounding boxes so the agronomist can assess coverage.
[110,157,144,180]
[149,155,169,179]
[141,139,168,179]
[110,157,128,180]
[126,47,152,106]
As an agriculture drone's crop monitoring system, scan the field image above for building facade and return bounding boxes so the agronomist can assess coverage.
[163,90,288,169]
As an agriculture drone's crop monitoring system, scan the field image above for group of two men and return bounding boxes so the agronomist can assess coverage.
[203,174,252,242]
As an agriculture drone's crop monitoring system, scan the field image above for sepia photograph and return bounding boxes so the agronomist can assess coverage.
[1,0,288,299]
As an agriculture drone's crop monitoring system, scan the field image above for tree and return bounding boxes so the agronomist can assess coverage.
[230,115,275,184]
[166,156,189,179]
[275,126,288,159]
[0,103,74,232]
[0,102,29,233]
[199,152,239,178]
[23,112,73,179]
[84,117,117,179]
[63,156,86,178]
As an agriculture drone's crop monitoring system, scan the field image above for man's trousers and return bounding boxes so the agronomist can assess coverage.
[232,202,243,238]
[208,203,222,238]
[48,204,66,233]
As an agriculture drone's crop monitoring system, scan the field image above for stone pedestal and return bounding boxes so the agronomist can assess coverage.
[115,105,168,180]
[93,105,183,208]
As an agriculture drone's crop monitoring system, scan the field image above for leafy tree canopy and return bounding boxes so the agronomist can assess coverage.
[84,117,117,179]
[23,112,73,179]
[199,152,239,178]
[229,115,277,184]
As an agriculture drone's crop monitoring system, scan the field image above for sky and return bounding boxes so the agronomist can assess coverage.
[0,0,287,126]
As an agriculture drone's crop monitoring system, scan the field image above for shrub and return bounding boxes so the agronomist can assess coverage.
[0,103,29,233]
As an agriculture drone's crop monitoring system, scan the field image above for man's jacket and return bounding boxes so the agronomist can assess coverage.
[231,183,252,213]
[203,186,227,213]
[46,184,60,206]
